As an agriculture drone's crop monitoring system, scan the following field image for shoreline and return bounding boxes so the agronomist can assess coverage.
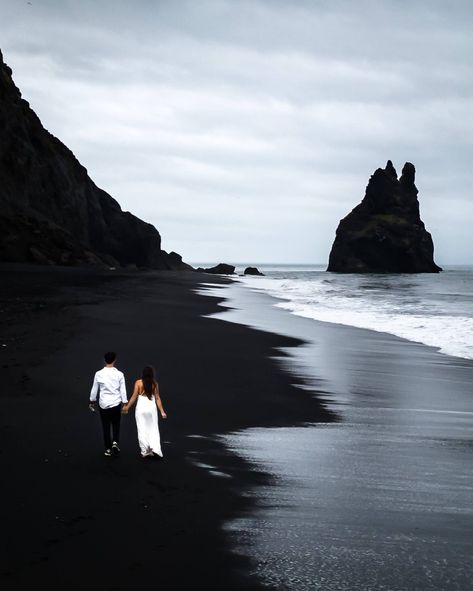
[0,264,333,591]
[202,279,473,590]
[238,267,473,363]
[206,277,473,369]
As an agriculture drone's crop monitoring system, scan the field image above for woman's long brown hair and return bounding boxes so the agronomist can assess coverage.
[141,366,157,400]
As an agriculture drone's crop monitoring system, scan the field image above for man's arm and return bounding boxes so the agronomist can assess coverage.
[120,374,128,404]
[90,372,99,402]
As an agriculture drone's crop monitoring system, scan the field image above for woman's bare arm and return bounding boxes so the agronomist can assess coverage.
[155,383,167,419]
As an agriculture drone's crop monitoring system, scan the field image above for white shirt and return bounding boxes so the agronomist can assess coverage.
[90,366,127,409]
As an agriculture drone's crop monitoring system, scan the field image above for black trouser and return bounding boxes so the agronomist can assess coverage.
[99,404,121,450]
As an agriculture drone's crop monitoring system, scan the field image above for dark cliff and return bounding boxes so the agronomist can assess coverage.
[327,161,442,273]
[0,49,191,270]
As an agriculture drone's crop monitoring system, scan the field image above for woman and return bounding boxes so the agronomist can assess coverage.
[123,366,167,458]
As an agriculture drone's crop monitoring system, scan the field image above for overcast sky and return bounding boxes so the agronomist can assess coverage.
[1,0,472,264]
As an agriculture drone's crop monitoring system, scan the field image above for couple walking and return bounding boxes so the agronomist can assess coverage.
[89,352,167,458]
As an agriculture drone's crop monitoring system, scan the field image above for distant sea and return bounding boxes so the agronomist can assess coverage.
[198,263,473,360]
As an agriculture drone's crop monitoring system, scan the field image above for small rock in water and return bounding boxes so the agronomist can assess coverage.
[244,266,264,276]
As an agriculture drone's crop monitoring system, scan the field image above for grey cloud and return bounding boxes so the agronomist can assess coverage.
[0,0,471,263]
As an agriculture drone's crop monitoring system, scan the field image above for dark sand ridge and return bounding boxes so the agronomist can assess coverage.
[0,264,334,591]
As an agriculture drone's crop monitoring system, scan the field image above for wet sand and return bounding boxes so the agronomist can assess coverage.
[0,264,333,591]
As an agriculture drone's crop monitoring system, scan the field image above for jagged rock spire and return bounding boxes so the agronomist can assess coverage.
[400,162,416,189]
[327,161,442,273]
[385,160,397,179]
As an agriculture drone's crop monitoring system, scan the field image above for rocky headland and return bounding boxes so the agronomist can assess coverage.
[327,161,442,273]
[0,49,191,270]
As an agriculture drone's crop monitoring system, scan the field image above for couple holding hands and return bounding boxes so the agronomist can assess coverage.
[89,351,167,458]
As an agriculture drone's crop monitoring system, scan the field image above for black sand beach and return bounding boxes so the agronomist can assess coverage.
[0,264,333,591]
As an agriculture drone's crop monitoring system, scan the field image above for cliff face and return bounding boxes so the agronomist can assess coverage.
[327,161,442,273]
[0,49,191,270]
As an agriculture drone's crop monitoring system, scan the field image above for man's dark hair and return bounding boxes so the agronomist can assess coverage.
[104,351,116,364]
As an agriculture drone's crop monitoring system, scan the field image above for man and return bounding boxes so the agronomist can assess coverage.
[89,351,128,457]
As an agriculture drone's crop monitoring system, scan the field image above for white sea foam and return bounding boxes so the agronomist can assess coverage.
[240,268,473,360]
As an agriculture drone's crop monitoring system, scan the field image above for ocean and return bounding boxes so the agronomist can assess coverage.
[239,264,473,360]
[197,264,473,591]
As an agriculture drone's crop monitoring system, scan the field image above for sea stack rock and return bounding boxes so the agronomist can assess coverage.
[0,49,191,270]
[327,161,442,273]
[244,266,264,276]
[197,263,235,274]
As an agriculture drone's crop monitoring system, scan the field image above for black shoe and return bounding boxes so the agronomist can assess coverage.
[104,449,112,457]
[112,441,120,455]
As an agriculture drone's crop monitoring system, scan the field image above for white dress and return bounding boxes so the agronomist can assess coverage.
[135,393,163,458]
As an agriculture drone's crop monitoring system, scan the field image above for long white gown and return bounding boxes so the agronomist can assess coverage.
[135,393,163,457]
